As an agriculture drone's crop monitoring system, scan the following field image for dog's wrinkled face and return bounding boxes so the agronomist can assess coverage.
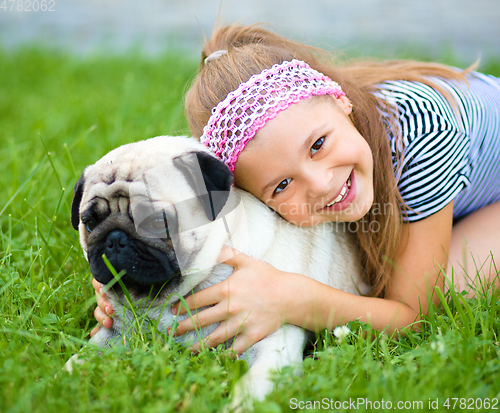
[71,136,234,303]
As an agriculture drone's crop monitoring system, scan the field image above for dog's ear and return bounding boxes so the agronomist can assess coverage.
[173,151,233,221]
[71,174,85,230]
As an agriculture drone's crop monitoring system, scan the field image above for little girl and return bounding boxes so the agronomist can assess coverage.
[92,25,500,355]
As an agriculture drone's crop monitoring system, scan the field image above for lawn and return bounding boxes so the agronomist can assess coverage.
[0,47,499,412]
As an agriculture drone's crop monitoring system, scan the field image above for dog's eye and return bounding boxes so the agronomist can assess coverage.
[150,217,166,232]
[83,219,97,233]
[139,212,168,236]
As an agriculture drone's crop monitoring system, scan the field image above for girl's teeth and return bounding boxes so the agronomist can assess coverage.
[326,176,351,207]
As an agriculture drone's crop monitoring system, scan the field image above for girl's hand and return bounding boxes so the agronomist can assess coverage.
[90,278,114,337]
[171,247,299,355]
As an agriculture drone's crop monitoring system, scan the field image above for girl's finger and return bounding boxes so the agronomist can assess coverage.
[190,322,242,352]
[90,324,101,337]
[173,283,223,316]
[92,278,102,294]
[217,247,261,275]
[94,306,112,329]
[190,334,221,352]
[230,332,259,356]
[96,292,114,316]
[173,305,226,336]
[217,246,246,267]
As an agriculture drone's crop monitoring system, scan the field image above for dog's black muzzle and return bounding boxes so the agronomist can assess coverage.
[89,228,181,296]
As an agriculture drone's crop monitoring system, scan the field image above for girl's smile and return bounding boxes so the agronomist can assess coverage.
[234,95,374,226]
[322,170,354,211]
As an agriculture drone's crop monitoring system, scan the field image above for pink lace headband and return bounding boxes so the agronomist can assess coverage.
[200,59,345,173]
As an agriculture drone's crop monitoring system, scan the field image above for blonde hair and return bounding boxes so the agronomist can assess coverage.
[185,24,467,297]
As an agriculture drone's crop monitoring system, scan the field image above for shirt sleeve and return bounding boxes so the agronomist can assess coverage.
[375,80,471,222]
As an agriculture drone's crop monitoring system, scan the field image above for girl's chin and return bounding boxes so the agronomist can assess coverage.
[287,218,316,227]
[284,197,374,226]
[317,203,372,224]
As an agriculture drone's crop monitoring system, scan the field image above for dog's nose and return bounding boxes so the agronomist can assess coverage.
[106,230,129,252]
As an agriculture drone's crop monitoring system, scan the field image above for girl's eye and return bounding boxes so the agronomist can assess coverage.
[311,136,325,155]
[274,178,291,195]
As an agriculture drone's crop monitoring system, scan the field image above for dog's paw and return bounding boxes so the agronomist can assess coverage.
[64,353,85,374]
[53,353,85,380]
[224,373,274,412]
[223,391,255,413]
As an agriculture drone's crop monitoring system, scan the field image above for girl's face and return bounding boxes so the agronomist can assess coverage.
[234,96,374,226]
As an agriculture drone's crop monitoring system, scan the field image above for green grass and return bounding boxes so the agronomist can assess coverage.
[0,47,499,413]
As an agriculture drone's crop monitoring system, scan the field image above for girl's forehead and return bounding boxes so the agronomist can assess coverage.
[251,96,336,144]
[234,98,336,191]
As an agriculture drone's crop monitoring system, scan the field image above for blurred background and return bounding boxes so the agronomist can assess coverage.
[1,0,499,63]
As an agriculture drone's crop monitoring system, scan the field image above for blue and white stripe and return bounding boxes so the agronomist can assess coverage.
[373,71,500,222]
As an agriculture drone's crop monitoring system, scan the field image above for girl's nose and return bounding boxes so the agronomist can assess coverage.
[304,168,331,199]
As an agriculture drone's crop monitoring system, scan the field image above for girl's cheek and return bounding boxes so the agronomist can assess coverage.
[273,202,292,221]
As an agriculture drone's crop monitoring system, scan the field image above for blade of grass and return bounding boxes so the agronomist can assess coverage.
[101,254,144,341]
[0,156,47,216]
[40,136,63,190]
[434,286,459,330]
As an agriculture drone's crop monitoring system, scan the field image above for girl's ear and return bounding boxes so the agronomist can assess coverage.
[336,95,353,115]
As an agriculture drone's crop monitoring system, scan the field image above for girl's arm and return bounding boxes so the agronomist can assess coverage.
[92,202,453,351]
[171,202,454,354]
[286,202,453,334]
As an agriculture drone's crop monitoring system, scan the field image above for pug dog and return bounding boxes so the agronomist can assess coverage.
[67,135,368,407]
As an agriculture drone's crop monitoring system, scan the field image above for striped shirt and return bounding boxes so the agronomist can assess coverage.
[373,72,500,222]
